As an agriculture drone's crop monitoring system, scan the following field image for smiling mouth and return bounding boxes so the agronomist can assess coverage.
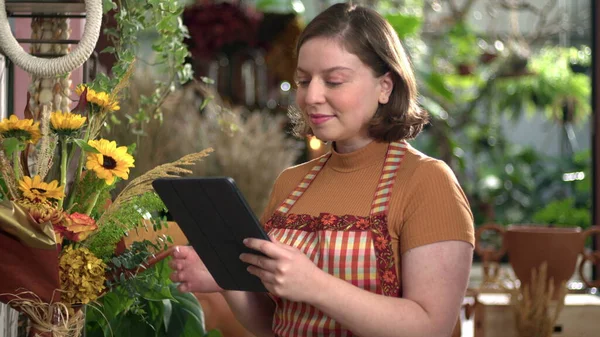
[309,115,334,125]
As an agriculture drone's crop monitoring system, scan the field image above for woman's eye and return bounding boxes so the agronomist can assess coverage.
[326,82,342,87]
[296,80,310,88]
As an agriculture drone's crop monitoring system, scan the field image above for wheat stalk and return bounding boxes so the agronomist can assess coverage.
[34,105,57,179]
[0,135,19,199]
[97,148,213,226]
[510,262,567,337]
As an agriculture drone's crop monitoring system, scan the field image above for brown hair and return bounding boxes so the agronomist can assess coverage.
[289,3,428,142]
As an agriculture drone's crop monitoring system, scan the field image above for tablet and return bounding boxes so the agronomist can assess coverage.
[152,177,270,292]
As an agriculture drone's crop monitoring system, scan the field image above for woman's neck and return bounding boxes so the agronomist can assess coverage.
[333,138,374,154]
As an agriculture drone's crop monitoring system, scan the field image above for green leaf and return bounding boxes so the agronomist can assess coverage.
[101,46,116,54]
[162,299,173,331]
[2,137,21,157]
[205,330,224,337]
[102,0,117,13]
[167,288,206,337]
[73,139,101,154]
[425,73,454,101]
[384,13,422,39]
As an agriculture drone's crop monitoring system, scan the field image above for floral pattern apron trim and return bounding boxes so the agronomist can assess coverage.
[264,141,408,337]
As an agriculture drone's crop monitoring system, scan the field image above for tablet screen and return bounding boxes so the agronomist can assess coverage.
[152,177,270,292]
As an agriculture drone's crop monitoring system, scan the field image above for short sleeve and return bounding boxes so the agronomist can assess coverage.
[399,160,474,254]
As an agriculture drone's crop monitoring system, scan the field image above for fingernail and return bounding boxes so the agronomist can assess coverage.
[243,239,248,244]
[175,246,180,253]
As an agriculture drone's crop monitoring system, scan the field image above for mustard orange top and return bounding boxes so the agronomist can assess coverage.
[260,140,475,277]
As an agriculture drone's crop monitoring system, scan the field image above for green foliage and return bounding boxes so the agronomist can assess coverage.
[446,22,480,64]
[86,193,166,261]
[384,12,422,39]
[95,0,194,137]
[532,150,592,230]
[69,171,107,214]
[86,259,222,337]
[493,47,591,124]
[532,198,591,229]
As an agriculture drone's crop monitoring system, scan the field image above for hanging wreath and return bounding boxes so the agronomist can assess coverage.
[0,0,102,77]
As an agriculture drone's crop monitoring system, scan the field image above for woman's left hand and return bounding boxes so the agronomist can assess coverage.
[240,236,326,303]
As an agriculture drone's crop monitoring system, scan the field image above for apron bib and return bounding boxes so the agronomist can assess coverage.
[264,141,408,337]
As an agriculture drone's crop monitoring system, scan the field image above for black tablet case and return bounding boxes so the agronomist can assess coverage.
[152,177,270,292]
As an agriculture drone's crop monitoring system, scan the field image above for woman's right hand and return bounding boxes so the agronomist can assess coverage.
[169,245,224,293]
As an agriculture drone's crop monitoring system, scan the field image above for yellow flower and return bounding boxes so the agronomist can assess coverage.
[19,175,65,201]
[86,139,135,185]
[59,246,106,305]
[0,115,41,144]
[50,111,86,135]
[76,85,120,112]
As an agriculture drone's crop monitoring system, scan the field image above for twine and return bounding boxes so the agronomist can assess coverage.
[1,290,85,337]
[0,0,102,77]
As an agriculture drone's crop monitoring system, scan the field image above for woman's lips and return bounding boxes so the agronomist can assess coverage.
[309,114,334,125]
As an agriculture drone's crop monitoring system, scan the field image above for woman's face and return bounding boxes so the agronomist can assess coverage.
[295,37,392,152]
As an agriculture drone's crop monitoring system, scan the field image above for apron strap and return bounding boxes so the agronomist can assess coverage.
[370,141,408,216]
[275,153,331,214]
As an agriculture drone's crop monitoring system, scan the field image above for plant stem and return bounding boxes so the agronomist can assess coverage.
[12,148,20,182]
[58,137,68,208]
[85,189,102,216]
[65,118,93,210]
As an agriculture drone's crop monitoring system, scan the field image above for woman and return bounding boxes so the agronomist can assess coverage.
[170,3,474,337]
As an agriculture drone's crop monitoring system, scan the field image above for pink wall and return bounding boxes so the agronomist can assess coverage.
[12,18,84,118]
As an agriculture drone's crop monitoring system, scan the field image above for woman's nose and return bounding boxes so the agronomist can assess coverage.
[304,80,326,105]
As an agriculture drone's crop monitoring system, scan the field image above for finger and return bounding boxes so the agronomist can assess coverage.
[177,282,189,293]
[247,265,276,283]
[243,238,287,258]
[168,260,183,271]
[171,245,186,259]
[267,236,298,253]
[172,245,196,259]
[170,270,182,282]
[240,253,277,271]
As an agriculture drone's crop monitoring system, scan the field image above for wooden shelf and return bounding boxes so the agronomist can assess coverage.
[5,1,85,15]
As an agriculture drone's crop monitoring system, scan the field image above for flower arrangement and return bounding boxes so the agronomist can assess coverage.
[0,68,213,336]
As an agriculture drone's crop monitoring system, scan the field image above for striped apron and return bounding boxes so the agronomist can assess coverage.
[264,141,407,337]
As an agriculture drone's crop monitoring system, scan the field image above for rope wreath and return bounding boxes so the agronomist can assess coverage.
[0,0,102,77]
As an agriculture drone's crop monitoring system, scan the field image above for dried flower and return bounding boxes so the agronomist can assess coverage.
[59,246,106,305]
[17,198,67,243]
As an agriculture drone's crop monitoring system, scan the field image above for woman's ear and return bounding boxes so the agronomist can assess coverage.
[378,72,394,104]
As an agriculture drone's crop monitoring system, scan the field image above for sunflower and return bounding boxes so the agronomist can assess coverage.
[86,139,135,185]
[76,85,120,112]
[19,175,65,201]
[50,111,87,136]
[0,115,41,144]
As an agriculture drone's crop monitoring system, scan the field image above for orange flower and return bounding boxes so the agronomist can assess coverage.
[321,214,338,226]
[375,236,389,250]
[355,218,370,230]
[64,213,98,242]
[383,270,397,284]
